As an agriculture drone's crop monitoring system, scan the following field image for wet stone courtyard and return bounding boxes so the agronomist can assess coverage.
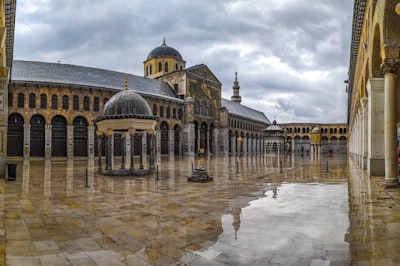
[1,154,400,265]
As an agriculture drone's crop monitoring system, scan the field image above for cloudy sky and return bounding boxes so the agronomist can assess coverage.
[14,0,353,123]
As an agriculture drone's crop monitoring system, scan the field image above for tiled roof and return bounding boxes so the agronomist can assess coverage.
[222,98,270,124]
[11,60,182,102]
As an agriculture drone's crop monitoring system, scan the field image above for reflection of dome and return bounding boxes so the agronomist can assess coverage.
[147,38,183,60]
[102,90,153,118]
[311,127,321,133]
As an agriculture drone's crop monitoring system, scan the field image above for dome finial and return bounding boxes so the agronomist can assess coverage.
[235,71,237,82]
[163,36,166,45]
[125,77,129,90]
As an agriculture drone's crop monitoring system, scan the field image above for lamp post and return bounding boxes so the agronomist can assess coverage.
[237,136,243,157]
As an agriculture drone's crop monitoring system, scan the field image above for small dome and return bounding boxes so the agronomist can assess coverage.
[147,38,183,60]
[103,90,153,117]
[185,96,193,102]
[311,127,321,133]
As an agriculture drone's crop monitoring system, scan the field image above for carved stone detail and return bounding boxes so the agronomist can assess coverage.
[380,58,400,74]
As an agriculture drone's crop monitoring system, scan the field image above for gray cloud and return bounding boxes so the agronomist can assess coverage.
[14,0,353,123]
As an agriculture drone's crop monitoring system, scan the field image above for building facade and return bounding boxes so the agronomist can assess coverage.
[347,0,400,186]
[7,40,271,162]
[279,123,348,156]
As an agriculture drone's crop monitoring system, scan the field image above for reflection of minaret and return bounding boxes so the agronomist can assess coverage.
[232,208,241,240]
[231,72,242,103]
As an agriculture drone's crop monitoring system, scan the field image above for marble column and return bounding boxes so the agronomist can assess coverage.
[129,128,136,171]
[382,59,399,186]
[88,125,95,158]
[121,132,126,170]
[23,124,30,159]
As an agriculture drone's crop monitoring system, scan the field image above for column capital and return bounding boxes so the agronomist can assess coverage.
[380,58,400,74]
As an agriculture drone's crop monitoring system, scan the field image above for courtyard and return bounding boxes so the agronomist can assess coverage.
[0,154,399,265]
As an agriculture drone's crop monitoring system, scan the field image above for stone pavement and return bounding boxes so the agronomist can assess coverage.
[0,154,398,265]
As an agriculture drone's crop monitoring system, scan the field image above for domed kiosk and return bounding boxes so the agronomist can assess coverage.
[262,120,285,154]
[95,84,158,176]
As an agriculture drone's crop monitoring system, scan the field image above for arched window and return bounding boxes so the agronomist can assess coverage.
[62,95,69,110]
[52,95,58,109]
[40,94,47,109]
[178,108,183,119]
[29,93,36,108]
[94,97,99,112]
[159,106,164,117]
[83,96,90,111]
[150,65,152,74]
[146,66,148,76]
[172,108,176,119]
[164,62,168,73]
[103,98,108,106]
[208,104,214,117]
[153,104,157,116]
[8,92,13,107]
[175,63,178,70]
[158,62,162,72]
[166,107,170,118]
[194,101,200,114]
[174,84,178,93]
[73,95,79,110]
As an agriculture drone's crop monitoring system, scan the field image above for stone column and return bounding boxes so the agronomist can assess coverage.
[129,128,136,171]
[125,133,131,169]
[366,78,385,176]
[382,59,399,186]
[97,131,103,173]
[67,125,74,159]
[148,130,155,171]
[23,124,30,159]
[361,97,368,170]
[45,124,52,159]
[141,131,147,169]
[121,132,126,170]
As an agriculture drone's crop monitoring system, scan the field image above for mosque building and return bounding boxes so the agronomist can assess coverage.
[6,39,271,162]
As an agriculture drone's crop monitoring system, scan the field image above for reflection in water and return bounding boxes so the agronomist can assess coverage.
[22,159,30,195]
[7,154,352,265]
[44,159,51,197]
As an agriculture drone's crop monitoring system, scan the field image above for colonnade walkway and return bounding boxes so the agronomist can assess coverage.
[0,153,399,265]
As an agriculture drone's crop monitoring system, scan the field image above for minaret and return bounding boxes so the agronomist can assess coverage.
[231,72,242,103]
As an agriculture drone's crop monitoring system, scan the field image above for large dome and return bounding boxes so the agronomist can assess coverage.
[102,89,153,118]
[147,38,183,60]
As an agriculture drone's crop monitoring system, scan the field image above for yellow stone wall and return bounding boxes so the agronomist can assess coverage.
[143,57,185,79]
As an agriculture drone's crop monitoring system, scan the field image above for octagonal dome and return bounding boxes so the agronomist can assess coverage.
[147,38,183,60]
[103,89,153,118]
[311,127,321,134]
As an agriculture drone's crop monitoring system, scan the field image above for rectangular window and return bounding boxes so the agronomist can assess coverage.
[73,96,79,110]
[52,95,58,109]
[94,97,99,112]
[8,92,12,107]
[40,94,47,109]
[83,96,90,111]
[62,95,69,110]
